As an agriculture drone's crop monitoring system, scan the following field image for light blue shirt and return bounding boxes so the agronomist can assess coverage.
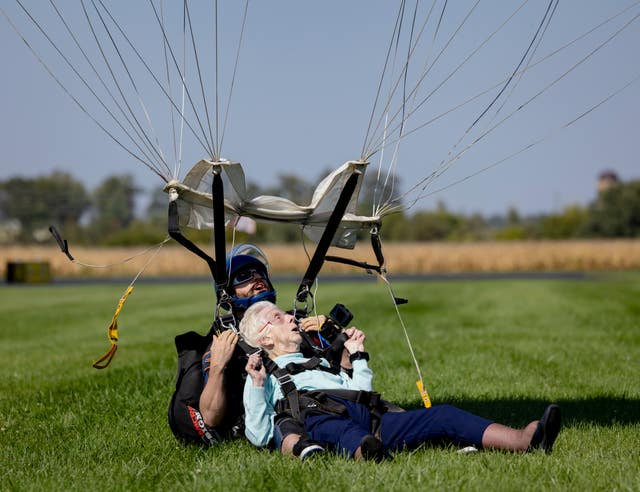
[243,352,373,447]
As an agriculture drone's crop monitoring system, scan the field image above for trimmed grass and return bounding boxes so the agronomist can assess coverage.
[1,274,639,491]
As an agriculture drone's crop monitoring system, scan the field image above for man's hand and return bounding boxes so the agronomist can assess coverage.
[343,327,365,354]
[245,352,266,387]
[208,330,238,372]
[299,314,327,332]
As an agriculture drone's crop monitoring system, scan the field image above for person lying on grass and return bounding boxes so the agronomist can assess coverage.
[240,300,562,460]
[198,244,326,458]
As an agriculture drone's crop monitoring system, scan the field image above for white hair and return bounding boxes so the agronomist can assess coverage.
[238,301,274,348]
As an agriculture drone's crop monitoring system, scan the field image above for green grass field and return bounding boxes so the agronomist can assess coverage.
[1,274,639,491]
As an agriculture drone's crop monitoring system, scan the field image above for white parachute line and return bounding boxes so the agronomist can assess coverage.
[66,237,171,269]
[378,269,424,387]
[363,0,482,160]
[145,0,215,158]
[381,4,639,210]
[363,0,451,158]
[95,0,214,158]
[372,0,408,215]
[90,0,214,160]
[219,0,250,156]
[1,5,168,182]
[415,0,558,200]
[184,0,217,160]
[159,0,179,175]
[214,0,220,158]
[46,0,168,175]
[361,0,408,159]
[177,2,188,180]
[376,0,452,216]
[83,0,172,176]
[399,71,640,213]
[368,0,640,167]
[365,0,530,161]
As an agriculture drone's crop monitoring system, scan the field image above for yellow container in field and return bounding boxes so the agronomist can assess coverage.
[6,261,51,283]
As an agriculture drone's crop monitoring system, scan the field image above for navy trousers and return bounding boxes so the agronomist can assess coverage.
[305,399,492,457]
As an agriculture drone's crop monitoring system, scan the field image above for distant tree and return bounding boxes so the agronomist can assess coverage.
[0,172,90,242]
[90,175,139,238]
[585,180,640,237]
[266,174,314,205]
[538,205,589,239]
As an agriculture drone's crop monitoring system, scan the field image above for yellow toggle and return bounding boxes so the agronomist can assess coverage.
[416,380,432,408]
[93,285,134,369]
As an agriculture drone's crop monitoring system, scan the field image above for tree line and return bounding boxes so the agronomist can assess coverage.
[1,170,639,245]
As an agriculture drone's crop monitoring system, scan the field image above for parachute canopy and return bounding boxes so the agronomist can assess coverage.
[165,160,380,249]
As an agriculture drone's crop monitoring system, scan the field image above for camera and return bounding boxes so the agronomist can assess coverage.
[319,303,353,342]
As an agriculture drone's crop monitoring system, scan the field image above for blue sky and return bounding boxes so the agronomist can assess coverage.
[1,1,639,216]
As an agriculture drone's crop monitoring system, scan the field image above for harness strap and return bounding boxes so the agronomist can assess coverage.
[296,171,361,304]
[167,201,218,292]
[284,357,341,376]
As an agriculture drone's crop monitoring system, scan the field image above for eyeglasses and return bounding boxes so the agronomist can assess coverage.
[231,268,266,287]
[258,321,272,334]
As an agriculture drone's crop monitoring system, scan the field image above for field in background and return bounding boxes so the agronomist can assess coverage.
[2,239,640,278]
[1,277,639,490]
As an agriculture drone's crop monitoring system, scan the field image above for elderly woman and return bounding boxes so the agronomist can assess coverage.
[240,301,561,460]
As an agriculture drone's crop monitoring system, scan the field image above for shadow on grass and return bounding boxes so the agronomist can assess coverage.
[397,397,640,426]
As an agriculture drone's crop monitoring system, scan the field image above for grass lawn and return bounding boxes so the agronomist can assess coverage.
[1,274,639,491]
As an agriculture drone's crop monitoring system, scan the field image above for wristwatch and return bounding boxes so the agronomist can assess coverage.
[349,351,370,363]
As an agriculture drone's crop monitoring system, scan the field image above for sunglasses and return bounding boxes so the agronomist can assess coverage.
[231,267,267,287]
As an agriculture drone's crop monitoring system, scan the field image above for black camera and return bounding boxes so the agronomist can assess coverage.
[319,303,353,342]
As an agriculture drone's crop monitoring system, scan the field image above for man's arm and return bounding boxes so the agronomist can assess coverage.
[198,330,238,427]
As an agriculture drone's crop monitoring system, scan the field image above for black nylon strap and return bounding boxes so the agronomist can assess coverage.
[296,171,360,303]
[211,170,228,292]
[48,225,74,261]
[167,201,218,293]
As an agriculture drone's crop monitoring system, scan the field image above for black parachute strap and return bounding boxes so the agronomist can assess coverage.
[167,200,218,293]
[49,225,74,261]
[325,255,382,274]
[285,356,341,376]
[296,170,361,305]
[211,168,229,296]
[370,228,386,271]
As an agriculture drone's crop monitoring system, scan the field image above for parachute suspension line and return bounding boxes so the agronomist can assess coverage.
[396,8,640,213]
[159,0,179,176]
[83,0,172,176]
[412,0,558,201]
[468,0,558,132]
[92,237,168,369]
[372,1,640,214]
[364,0,483,161]
[184,0,216,160]
[361,0,407,160]
[1,5,166,182]
[367,0,531,161]
[62,237,171,270]
[403,71,640,210]
[219,0,250,155]
[177,2,188,179]
[96,0,212,158]
[378,273,431,408]
[45,0,169,178]
[214,0,220,158]
[373,0,444,215]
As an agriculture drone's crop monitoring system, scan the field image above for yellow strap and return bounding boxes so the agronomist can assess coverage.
[93,286,133,369]
[416,380,432,408]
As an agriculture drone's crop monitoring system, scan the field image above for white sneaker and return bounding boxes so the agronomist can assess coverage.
[299,444,324,460]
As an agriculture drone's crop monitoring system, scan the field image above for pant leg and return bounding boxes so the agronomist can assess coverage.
[380,404,493,451]
[304,399,372,457]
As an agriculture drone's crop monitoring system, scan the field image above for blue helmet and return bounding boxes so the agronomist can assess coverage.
[225,244,276,312]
